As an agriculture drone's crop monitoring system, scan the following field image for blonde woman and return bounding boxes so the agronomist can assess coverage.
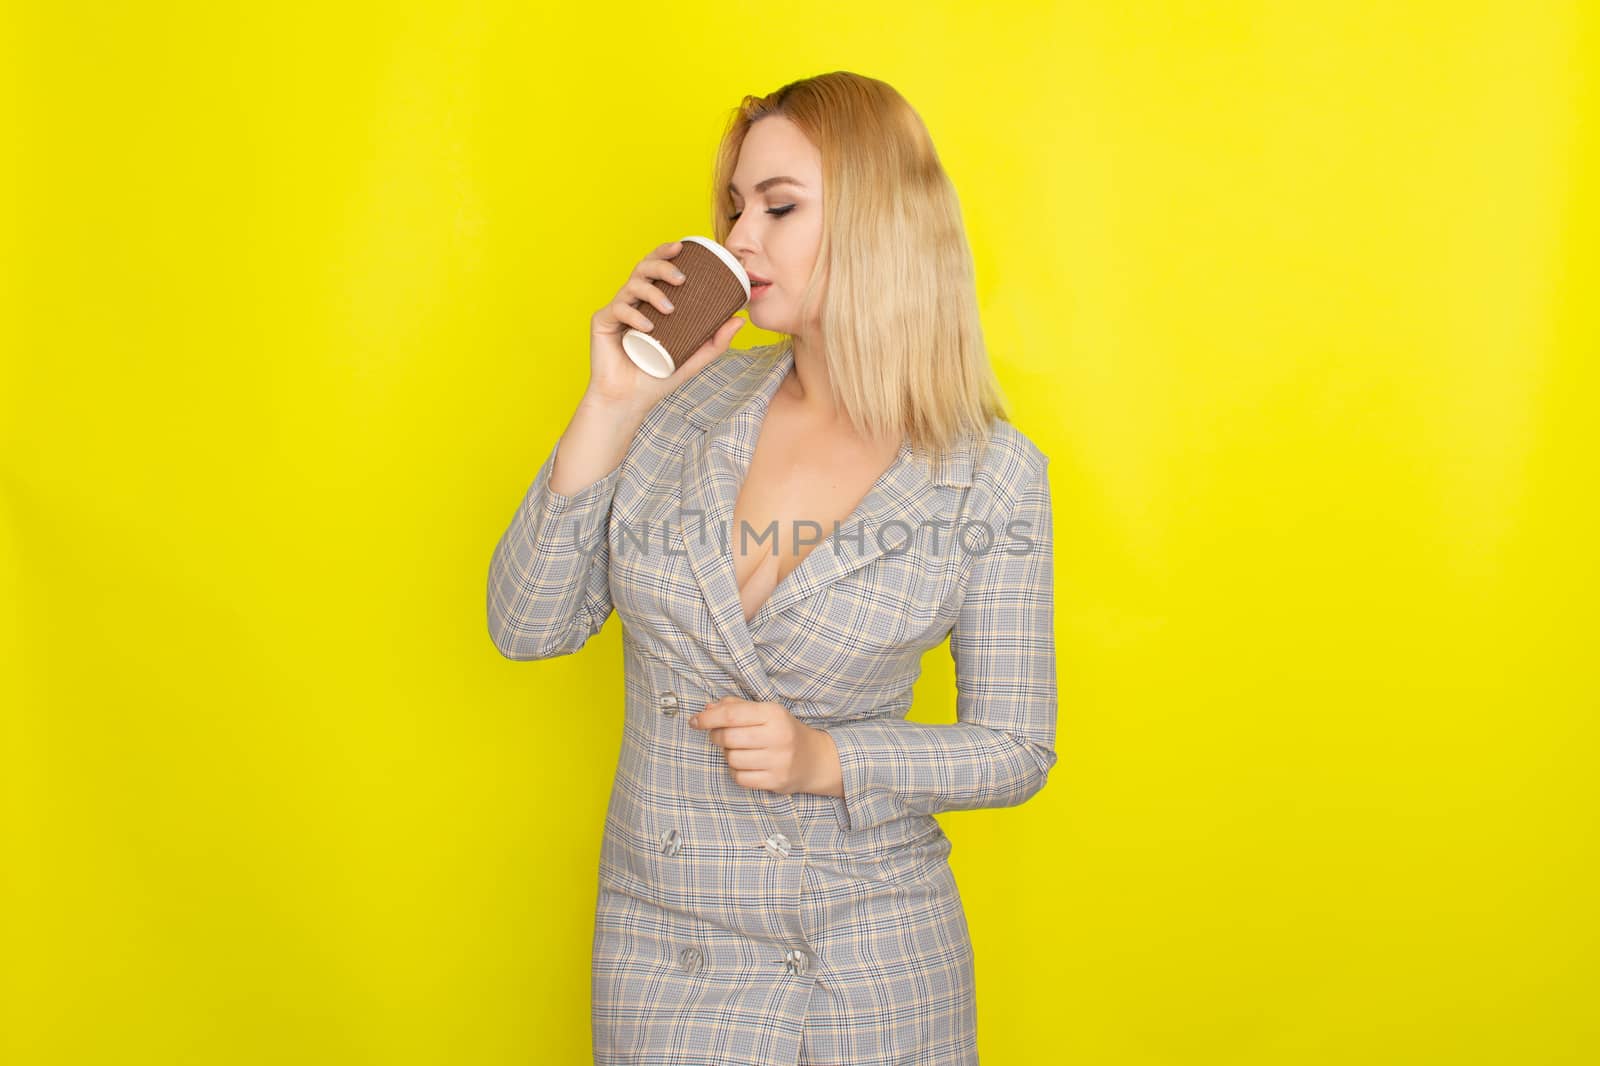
[489,70,1057,1066]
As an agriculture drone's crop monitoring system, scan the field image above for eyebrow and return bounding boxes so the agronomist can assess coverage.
[727,176,807,196]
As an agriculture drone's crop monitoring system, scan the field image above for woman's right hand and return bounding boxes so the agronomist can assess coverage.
[587,239,747,414]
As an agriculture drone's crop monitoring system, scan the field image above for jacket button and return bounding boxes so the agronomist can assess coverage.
[776,947,810,976]
[678,946,704,974]
[763,832,792,858]
[659,691,680,715]
[659,828,682,857]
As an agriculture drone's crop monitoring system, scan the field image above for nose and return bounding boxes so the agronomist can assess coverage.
[725,217,755,258]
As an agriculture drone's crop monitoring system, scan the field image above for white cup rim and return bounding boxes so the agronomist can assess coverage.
[621,329,675,378]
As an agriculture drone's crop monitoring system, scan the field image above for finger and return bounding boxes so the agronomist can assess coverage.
[633,256,686,285]
[625,276,675,315]
[673,344,718,382]
[731,768,779,793]
[655,239,684,258]
[647,257,689,287]
[672,318,745,381]
[611,298,655,333]
[692,703,763,731]
[681,313,742,363]
[711,725,767,749]
[723,747,772,770]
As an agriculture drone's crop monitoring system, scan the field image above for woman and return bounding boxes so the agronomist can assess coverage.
[489,71,1056,1066]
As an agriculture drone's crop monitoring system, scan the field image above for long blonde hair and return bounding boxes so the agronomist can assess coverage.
[710,71,1011,456]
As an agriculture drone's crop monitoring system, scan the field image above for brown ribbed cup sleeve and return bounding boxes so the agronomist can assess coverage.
[628,242,749,372]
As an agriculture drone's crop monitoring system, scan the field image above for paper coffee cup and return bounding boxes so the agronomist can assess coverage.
[622,236,751,378]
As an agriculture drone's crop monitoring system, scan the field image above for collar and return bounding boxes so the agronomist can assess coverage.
[676,344,976,488]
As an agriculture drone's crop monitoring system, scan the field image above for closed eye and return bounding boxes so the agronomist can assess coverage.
[727,204,796,222]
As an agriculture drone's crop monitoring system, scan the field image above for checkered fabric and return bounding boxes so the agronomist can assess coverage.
[489,344,1057,1065]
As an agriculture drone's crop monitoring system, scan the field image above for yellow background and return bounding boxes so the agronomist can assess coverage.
[3,2,1595,1063]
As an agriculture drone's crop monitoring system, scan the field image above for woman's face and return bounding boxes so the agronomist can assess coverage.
[725,115,825,334]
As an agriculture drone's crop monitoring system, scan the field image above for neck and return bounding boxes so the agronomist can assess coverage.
[785,334,901,453]
[785,333,840,422]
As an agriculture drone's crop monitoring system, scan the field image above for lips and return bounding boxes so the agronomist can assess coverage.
[747,271,770,285]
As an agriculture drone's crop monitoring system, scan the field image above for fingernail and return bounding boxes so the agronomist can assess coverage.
[674,272,686,281]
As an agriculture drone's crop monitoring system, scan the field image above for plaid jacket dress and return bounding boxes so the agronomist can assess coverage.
[488,343,1057,1065]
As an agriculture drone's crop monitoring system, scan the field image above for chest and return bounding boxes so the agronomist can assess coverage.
[729,412,901,625]
[604,405,971,713]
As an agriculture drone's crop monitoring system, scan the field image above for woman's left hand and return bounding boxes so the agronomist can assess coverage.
[690,697,834,796]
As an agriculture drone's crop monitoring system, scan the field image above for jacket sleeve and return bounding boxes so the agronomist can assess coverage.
[823,455,1058,833]
[487,436,624,660]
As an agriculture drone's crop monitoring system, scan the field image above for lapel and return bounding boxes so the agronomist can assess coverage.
[673,345,977,702]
